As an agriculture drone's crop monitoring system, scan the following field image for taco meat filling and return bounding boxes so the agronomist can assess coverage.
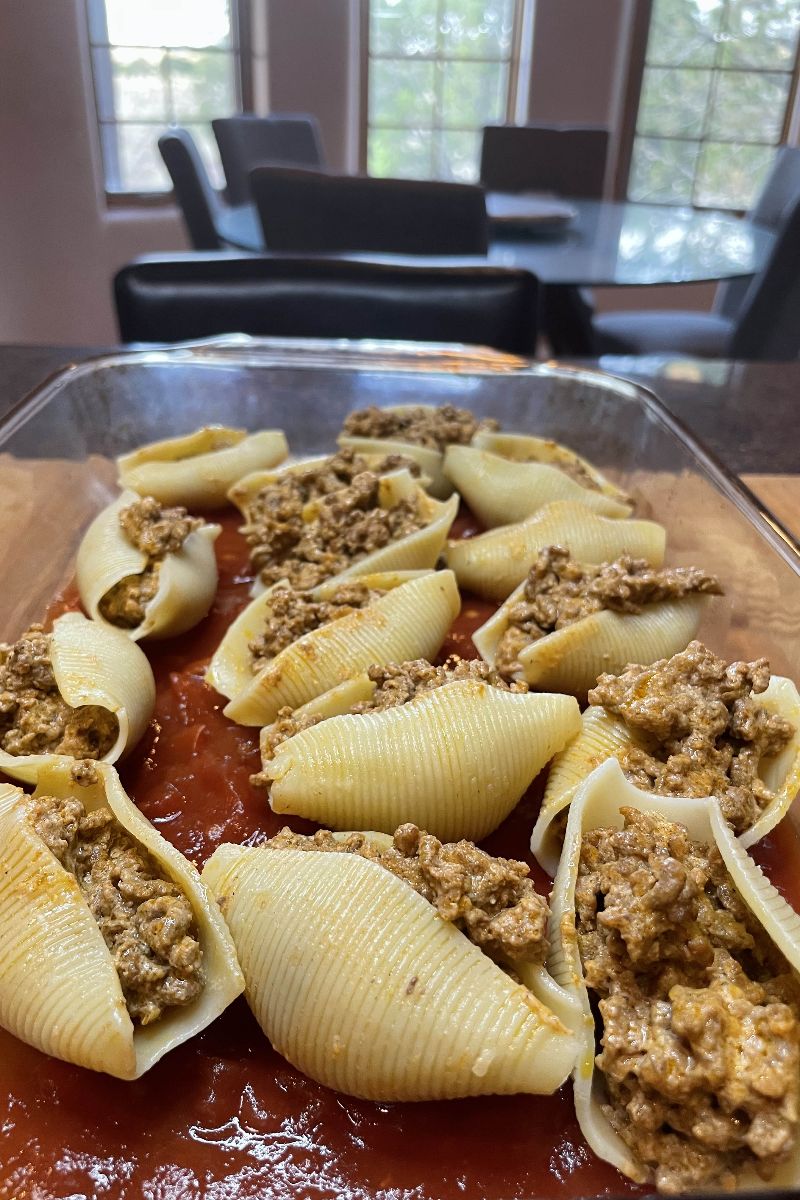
[249,580,379,669]
[495,547,723,677]
[589,641,794,835]
[268,822,549,967]
[577,806,800,1193]
[29,792,204,1025]
[342,404,498,451]
[0,625,117,758]
[240,449,425,591]
[257,655,527,764]
[99,496,204,629]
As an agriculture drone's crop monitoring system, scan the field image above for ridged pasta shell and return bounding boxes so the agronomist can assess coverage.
[533,673,800,875]
[444,444,632,527]
[472,430,631,507]
[261,679,581,841]
[117,426,288,509]
[474,586,710,695]
[201,842,578,1101]
[445,501,666,602]
[0,758,243,1079]
[230,464,459,598]
[338,434,449,497]
[0,611,155,785]
[209,569,460,726]
[76,489,221,640]
[548,757,800,1189]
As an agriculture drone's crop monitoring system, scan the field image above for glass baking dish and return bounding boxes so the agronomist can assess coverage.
[2,334,800,1200]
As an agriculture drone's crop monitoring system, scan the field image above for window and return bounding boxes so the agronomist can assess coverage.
[87,0,245,195]
[365,0,523,182]
[628,0,800,210]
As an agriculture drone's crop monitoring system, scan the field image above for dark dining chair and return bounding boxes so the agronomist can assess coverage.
[113,253,539,354]
[212,114,325,205]
[158,128,223,250]
[480,125,610,197]
[593,187,800,360]
[249,167,489,255]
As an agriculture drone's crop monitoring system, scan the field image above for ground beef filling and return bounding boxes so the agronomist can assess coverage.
[495,547,723,677]
[249,581,379,670]
[258,656,527,764]
[576,807,800,1193]
[342,404,498,451]
[240,449,425,591]
[0,626,118,759]
[268,822,549,967]
[589,641,795,835]
[29,793,204,1026]
[99,496,203,629]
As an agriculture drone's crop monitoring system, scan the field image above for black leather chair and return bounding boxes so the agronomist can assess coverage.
[480,125,609,197]
[113,254,539,354]
[158,128,223,250]
[249,167,489,255]
[212,114,325,205]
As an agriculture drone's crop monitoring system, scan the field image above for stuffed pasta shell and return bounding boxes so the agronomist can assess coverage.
[445,500,666,602]
[230,448,458,596]
[0,613,154,784]
[444,437,632,526]
[0,757,243,1079]
[203,824,578,1101]
[77,489,221,640]
[117,425,288,509]
[474,545,722,694]
[338,403,498,498]
[256,656,581,841]
[532,640,800,874]
[548,757,800,1194]
[207,569,460,726]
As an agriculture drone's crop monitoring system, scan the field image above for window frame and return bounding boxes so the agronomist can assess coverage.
[86,0,253,206]
[358,0,526,181]
[617,0,800,212]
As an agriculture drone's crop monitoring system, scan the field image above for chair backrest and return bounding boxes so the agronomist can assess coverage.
[249,168,489,255]
[212,114,326,205]
[113,253,538,354]
[158,128,222,250]
[480,124,609,197]
[728,189,800,360]
[716,146,800,319]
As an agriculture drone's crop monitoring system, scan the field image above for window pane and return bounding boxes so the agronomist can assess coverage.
[629,136,700,204]
[370,58,436,127]
[439,0,516,58]
[183,123,226,188]
[440,61,507,128]
[110,47,167,121]
[434,129,482,181]
[636,66,712,136]
[370,0,438,56]
[168,50,236,122]
[645,0,724,66]
[115,123,171,191]
[719,0,800,68]
[368,127,434,178]
[104,0,232,49]
[694,141,776,207]
[707,69,791,141]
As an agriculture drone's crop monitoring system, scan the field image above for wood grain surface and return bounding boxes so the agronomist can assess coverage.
[742,474,799,541]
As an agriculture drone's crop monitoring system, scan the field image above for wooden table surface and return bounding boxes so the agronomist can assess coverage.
[742,474,799,541]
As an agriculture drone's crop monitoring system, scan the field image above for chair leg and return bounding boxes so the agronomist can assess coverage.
[542,284,598,356]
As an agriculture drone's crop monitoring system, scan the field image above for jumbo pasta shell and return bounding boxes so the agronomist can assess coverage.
[261,679,581,841]
[209,570,460,726]
[0,611,155,785]
[472,431,631,508]
[338,433,449,497]
[474,586,710,695]
[548,757,800,1190]
[444,444,631,527]
[444,501,666,601]
[117,426,288,509]
[0,758,243,1079]
[76,489,221,640]
[202,843,578,1101]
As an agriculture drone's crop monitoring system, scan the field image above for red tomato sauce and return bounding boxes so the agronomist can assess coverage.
[1,509,797,1200]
